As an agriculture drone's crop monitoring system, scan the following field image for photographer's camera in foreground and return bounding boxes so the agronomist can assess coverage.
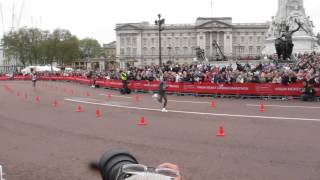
[89,149,182,180]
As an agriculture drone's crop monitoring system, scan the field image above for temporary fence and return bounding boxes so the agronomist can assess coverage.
[0,75,319,97]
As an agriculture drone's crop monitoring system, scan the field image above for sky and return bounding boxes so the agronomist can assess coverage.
[0,0,319,45]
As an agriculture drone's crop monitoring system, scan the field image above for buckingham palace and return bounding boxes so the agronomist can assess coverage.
[116,17,269,67]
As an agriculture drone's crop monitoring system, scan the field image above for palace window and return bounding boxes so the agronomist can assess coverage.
[167,38,171,45]
[143,38,147,46]
[257,46,261,54]
[132,48,137,56]
[151,38,155,46]
[126,38,131,46]
[192,37,197,46]
[240,46,245,54]
[233,37,237,43]
[132,38,137,47]
[249,46,253,55]
[127,47,131,55]
[175,47,180,55]
[183,47,188,55]
[249,36,253,43]
[120,38,125,47]
[241,37,245,43]
[143,47,148,55]
[151,47,155,55]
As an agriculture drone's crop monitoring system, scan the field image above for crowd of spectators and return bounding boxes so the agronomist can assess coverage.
[99,52,320,86]
[1,52,320,86]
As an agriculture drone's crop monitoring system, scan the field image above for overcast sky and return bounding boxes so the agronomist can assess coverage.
[0,0,319,45]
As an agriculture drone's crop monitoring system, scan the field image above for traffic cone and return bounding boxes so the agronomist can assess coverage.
[107,94,112,100]
[216,125,225,137]
[135,95,140,103]
[76,105,83,112]
[211,100,216,108]
[259,103,265,112]
[96,109,102,118]
[35,96,40,102]
[52,100,58,107]
[16,92,20,97]
[138,116,147,126]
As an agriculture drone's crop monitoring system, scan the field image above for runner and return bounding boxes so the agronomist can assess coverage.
[31,72,37,88]
[158,76,168,112]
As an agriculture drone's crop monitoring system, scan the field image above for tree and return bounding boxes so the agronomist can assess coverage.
[79,38,102,59]
[2,27,81,67]
[317,33,320,45]
[2,28,33,66]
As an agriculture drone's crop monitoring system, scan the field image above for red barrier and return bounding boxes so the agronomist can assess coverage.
[1,76,319,97]
[0,77,10,80]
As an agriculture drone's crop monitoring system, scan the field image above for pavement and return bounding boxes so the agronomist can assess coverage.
[0,80,320,180]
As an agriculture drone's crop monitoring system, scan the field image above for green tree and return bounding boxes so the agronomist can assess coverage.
[2,28,32,66]
[2,27,81,67]
[79,38,102,59]
[317,33,320,45]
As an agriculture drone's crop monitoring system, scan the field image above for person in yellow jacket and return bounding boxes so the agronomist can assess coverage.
[120,71,130,94]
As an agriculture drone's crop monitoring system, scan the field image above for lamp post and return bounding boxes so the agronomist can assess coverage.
[155,14,165,66]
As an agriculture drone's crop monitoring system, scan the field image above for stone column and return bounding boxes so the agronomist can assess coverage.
[224,31,232,57]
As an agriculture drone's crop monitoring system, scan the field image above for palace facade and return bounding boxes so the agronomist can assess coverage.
[115,17,269,67]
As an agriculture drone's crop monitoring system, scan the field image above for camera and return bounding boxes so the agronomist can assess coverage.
[90,149,179,180]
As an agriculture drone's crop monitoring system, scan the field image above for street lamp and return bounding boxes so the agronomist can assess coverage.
[155,14,165,66]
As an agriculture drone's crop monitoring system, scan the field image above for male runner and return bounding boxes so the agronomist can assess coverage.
[31,71,37,88]
[158,76,168,112]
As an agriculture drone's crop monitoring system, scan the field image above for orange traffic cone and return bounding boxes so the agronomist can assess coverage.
[35,96,40,102]
[135,95,140,103]
[259,103,265,112]
[138,116,147,126]
[96,109,102,118]
[52,100,58,107]
[216,125,225,137]
[107,93,112,100]
[211,100,216,108]
[76,105,83,112]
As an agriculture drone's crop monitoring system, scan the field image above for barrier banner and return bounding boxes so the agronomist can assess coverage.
[1,76,319,97]
[0,77,9,81]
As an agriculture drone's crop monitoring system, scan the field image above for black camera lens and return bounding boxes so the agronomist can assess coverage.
[98,149,138,180]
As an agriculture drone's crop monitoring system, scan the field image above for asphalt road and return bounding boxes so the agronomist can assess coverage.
[0,81,319,180]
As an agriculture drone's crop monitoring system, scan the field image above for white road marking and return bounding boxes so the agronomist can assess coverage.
[65,98,320,123]
[168,99,210,104]
[247,104,320,109]
[99,93,210,104]
[99,94,132,99]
